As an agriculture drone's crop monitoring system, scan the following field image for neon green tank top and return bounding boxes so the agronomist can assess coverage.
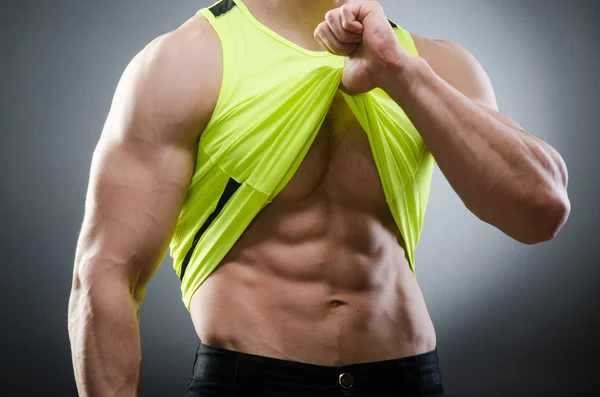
[169,0,435,310]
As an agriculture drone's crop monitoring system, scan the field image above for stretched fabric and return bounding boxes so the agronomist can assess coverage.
[169,0,435,310]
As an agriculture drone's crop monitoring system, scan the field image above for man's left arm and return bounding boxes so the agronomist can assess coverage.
[377,36,570,244]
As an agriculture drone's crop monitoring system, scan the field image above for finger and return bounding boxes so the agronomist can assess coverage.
[314,31,331,54]
[339,5,363,34]
[315,22,358,56]
[325,9,362,44]
[314,22,334,53]
[314,24,338,55]
[341,1,385,24]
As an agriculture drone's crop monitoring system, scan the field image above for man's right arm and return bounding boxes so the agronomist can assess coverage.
[67,16,221,397]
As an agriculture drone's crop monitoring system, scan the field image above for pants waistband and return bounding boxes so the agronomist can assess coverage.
[191,340,440,388]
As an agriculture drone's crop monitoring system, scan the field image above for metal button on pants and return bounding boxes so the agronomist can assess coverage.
[338,373,354,389]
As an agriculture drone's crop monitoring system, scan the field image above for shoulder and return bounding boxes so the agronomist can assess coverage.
[408,33,498,109]
[409,33,482,77]
[112,13,222,136]
[127,13,222,97]
[162,12,222,59]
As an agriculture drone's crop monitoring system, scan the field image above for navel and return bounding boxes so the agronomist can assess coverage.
[329,299,347,308]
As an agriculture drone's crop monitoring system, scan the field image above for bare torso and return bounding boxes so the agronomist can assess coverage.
[190,90,436,365]
[188,8,436,367]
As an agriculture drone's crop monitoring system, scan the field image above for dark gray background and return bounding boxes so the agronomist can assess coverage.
[1,1,598,396]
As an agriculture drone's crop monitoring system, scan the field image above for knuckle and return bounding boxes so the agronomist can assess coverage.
[368,1,383,10]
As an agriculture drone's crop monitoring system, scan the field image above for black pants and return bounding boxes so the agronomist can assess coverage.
[186,341,444,396]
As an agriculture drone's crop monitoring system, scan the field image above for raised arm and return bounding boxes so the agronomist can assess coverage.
[314,2,570,244]
[67,16,220,397]
[382,35,570,244]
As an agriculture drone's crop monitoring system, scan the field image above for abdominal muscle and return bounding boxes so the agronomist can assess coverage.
[189,94,437,366]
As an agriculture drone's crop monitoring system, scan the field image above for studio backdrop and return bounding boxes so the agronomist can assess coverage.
[1,1,598,396]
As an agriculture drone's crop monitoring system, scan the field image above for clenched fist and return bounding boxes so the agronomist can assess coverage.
[314,1,411,94]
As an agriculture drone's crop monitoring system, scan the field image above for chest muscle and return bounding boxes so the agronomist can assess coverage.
[274,92,388,211]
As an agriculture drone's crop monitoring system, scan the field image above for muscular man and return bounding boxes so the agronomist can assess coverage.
[68,1,570,396]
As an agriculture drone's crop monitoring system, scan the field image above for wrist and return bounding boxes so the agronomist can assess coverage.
[372,52,429,101]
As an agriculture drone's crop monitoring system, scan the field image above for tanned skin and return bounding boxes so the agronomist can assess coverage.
[68,1,569,395]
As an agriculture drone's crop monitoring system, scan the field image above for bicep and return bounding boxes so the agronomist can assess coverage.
[415,36,534,132]
[430,40,534,132]
[415,36,499,110]
[79,132,195,286]
[75,29,216,290]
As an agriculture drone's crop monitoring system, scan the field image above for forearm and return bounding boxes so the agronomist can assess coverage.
[68,263,143,397]
[377,56,569,243]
